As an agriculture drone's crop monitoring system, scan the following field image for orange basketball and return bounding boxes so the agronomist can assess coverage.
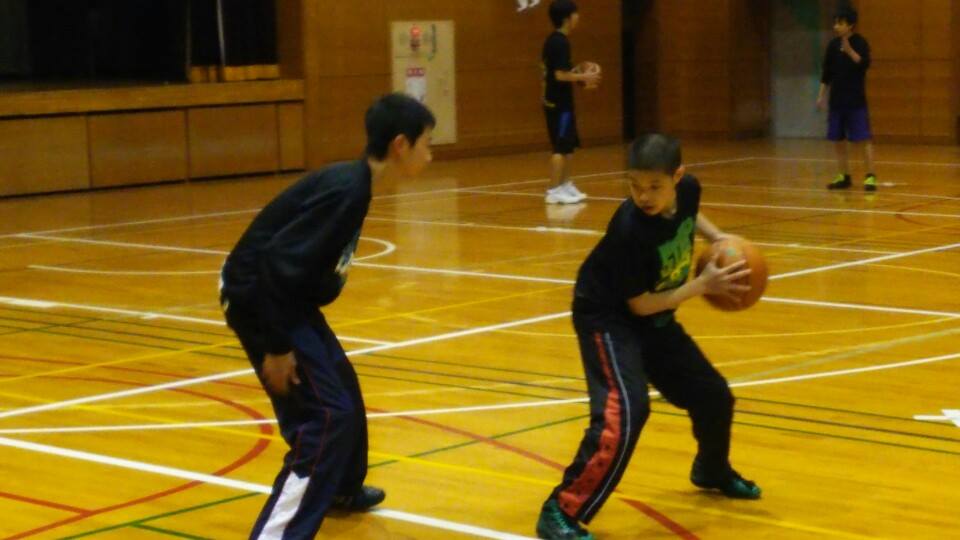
[572,61,601,89]
[694,237,768,311]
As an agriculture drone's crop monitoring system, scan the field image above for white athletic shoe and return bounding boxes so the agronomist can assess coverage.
[545,186,581,204]
[562,181,587,202]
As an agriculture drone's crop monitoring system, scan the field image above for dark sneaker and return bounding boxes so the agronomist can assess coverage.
[690,461,762,499]
[536,499,594,540]
[864,174,877,192]
[827,174,852,190]
[331,485,385,511]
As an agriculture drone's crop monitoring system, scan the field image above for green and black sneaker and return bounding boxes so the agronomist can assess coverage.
[536,499,594,540]
[690,459,762,499]
[827,173,852,190]
[864,173,878,192]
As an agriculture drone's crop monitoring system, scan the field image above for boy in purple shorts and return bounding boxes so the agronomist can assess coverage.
[816,6,877,192]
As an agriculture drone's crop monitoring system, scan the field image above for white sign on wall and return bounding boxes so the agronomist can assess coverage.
[391,21,457,145]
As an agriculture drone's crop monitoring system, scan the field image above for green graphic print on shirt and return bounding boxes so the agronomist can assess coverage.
[649,216,695,326]
[654,217,695,292]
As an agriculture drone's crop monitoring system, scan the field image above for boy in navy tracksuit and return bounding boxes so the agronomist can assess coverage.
[536,134,761,540]
[220,93,434,539]
[817,7,877,191]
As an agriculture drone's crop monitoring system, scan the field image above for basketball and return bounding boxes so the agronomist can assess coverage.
[572,61,601,89]
[694,237,768,311]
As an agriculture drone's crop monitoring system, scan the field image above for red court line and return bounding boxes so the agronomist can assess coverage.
[5,375,273,540]
[380,408,700,539]
[0,491,87,514]
[0,354,262,391]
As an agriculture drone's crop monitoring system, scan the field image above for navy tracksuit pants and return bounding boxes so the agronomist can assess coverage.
[225,302,367,539]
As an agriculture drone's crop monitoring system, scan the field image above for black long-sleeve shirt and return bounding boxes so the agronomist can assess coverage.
[821,33,871,109]
[221,160,372,356]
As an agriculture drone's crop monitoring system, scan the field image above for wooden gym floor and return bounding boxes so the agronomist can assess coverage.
[0,139,959,539]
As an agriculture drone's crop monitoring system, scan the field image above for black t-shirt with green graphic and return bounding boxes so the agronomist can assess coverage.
[573,174,700,327]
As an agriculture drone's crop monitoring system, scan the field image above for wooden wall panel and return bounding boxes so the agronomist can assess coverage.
[278,103,305,170]
[88,111,188,187]
[633,0,769,139]
[276,0,304,78]
[188,105,280,178]
[0,117,89,196]
[859,0,957,142]
[303,0,622,165]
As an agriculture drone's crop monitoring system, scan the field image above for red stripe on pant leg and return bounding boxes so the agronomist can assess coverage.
[557,332,624,517]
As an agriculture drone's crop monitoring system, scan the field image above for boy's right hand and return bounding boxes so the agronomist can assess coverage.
[815,95,826,111]
[698,252,752,305]
[581,71,601,87]
[262,352,301,396]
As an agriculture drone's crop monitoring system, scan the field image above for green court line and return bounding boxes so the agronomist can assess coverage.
[734,409,960,444]
[369,412,590,468]
[59,400,960,538]
[131,523,213,540]
[57,493,258,539]
[61,415,589,539]
[367,351,583,381]
[738,396,958,425]
[355,371,565,401]
[353,361,583,395]
[654,409,960,456]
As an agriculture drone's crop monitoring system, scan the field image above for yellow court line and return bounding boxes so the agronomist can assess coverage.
[716,320,960,368]
[0,284,568,384]
[368,450,879,540]
[763,220,960,258]
[0,386,877,540]
[0,339,239,385]
[697,315,958,340]
[333,284,571,328]
[869,263,960,279]
[0,387,281,442]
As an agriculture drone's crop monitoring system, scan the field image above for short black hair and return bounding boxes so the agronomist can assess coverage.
[627,134,682,175]
[835,6,858,26]
[364,93,436,160]
[549,0,578,28]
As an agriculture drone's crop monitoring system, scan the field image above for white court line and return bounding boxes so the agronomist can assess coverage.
[699,182,960,203]
[0,311,571,420]
[0,419,277,435]
[0,156,751,239]
[768,241,960,280]
[760,297,960,318]
[9,348,960,433]
[0,295,390,346]
[701,201,960,220]
[755,156,960,168]
[21,225,907,270]
[29,266,219,276]
[462,188,960,220]
[0,436,533,540]
[354,262,576,285]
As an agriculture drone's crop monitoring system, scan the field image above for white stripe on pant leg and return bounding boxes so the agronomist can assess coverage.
[257,471,311,540]
[582,332,633,519]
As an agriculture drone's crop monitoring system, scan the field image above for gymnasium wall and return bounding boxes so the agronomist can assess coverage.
[631,0,772,139]
[633,0,958,144]
[299,0,623,166]
[856,0,957,143]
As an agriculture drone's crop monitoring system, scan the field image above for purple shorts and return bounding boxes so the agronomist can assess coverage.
[827,107,872,142]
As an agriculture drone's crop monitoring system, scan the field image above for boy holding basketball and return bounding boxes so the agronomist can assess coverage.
[220,93,434,538]
[542,0,600,205]
[536,134,761,540]
[817,6,877,191]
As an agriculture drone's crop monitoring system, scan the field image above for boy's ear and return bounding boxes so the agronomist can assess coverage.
[672,165,686,183]
[388,134,411,158]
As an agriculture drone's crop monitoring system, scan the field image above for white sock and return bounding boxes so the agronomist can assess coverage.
[516,0,528,11]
